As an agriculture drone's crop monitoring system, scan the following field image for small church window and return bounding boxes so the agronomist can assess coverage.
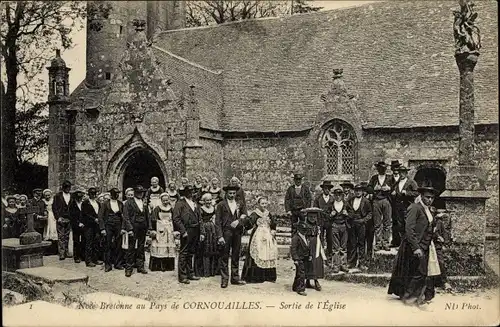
[321,120,357,179]
[119,25,123,34]
[105,72,111,80]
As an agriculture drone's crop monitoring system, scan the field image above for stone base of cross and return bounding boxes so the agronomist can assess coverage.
[19,204,43,246]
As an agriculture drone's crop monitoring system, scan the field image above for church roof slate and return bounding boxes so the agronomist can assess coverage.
[155,0,498,132]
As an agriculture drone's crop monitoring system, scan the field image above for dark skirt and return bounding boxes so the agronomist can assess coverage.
[242,256,277,283]
[149,257,175,272]
[388,239,435,301]
[306,235,324,279]
[194,221,219,277]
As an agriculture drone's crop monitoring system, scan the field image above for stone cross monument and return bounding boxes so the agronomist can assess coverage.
[441,0,489,275]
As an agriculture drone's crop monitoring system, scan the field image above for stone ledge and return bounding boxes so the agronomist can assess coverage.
[16,267,89,285]
[440,190,490,199]
[2,238,52,250]
[486,233,499,241]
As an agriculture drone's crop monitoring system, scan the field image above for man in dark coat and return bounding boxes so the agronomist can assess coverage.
[122,185,152,277]
[99,188,125,272]
[82,187,102,267]
[29,188,46,235]
[329,187,351,273]
[367,161,395,251]
[172,184,202,284]
[52,180,73,260]
[68,187,86,263]
[285,173,312,234]
[347,184,372,270]
[388,187,440,306]
[390,166,418,247]
[312,180,334,257]
[215,184,249,288]
[230,176,247,214]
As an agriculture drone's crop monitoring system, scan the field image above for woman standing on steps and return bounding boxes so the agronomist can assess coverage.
[242,196,278,283]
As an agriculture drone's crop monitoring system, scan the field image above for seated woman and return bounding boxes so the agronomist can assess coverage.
[194,193,218,277]
[242,196,278,283]
[2,195,26,238]
[149,193,177,272]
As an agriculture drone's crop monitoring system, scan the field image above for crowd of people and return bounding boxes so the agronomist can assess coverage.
[1,160,452,304]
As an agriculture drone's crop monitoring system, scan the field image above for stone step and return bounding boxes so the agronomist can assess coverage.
[325,272,497,292]
[16,266,89,285]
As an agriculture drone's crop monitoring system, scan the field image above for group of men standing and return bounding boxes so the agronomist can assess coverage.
[285,160,419,273]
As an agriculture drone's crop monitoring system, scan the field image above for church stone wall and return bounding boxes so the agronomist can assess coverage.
[222,135,307,214]
[184,138,224,183]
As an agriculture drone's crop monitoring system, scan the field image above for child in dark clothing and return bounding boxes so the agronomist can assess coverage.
[291,222,312,296]
[434,210,453,292]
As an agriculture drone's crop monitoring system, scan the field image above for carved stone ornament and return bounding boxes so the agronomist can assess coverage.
[453,0,481,55]
[131,112,145,123]
[321,69,356,103]
[132,19,147,32]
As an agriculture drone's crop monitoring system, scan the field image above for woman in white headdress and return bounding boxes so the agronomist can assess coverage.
[146,177,164,212]
[241,196,278,283]
[194,192,218,277]
[42,189,59,254]
[149,192,177,271]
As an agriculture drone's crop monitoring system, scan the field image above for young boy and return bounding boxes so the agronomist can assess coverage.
[291,221,312,296]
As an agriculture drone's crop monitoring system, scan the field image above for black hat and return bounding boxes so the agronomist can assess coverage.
[391,160,402,169]
[62,180,72,187]
[108,187,120,194]
[332,186,344,194]
[340,181,354,189]
[222,185,240,192]
[417,187,438,195]
[320,180,334,189]
[293,173,304,179]
[179,184,195,196]
[87,187,98,194]
[398,166,410,172]
[354,183,365,190]
[134,185,146,193]
[359,181,369,187]
[374,161,387,168]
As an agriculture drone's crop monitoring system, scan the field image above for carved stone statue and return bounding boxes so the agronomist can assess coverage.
[453,0,481,55]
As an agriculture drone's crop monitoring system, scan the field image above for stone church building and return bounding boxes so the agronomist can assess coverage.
[47,1,498,232]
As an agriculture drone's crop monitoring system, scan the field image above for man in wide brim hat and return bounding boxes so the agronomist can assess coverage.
[374,161,387,168]
[417,186,438,195]
[134,185,146,193]
[319,180,334,189]
[391,160,402,170]
[222,185,240,192]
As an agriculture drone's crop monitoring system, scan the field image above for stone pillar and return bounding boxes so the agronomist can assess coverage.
[183,85,202,178]
[47,50,73,191]
[441,0,488,275]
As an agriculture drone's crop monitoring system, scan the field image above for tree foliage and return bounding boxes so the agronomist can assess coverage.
[186,0,322,27]
[0,1,85,188]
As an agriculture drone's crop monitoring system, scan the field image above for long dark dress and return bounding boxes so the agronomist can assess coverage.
[2,207,26,238]
[304,214,325,280]
[242,210,278,283]
[388,203,438,303]
[149,205,176,272]
[194,206,218,277]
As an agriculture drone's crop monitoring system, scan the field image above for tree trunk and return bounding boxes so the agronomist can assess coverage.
[2,27,20,190]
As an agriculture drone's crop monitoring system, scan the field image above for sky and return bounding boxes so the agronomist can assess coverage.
[35,1,379,165]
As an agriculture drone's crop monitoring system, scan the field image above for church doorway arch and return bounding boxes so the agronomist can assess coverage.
[121,148,165,193]
[414,167,446,209]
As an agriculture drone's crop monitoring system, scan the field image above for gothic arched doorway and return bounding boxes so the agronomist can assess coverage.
[121,149,166,193]
[414,167,446,209]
